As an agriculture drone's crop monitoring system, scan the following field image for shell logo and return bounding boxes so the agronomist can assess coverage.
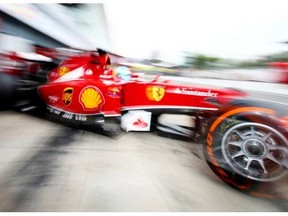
[79,86,105,110]
[146,86,165,102]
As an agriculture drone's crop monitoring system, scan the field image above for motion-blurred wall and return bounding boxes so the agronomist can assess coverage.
[0,3,110,50]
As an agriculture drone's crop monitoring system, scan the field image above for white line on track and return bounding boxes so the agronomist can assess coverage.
[248,96,288,106]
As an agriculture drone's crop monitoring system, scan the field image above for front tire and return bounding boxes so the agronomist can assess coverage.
[204,113,288,191]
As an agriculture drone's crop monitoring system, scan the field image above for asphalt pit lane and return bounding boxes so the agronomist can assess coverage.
[0,128,77,211]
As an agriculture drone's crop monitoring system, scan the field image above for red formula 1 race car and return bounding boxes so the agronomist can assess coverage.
[4,49,288,192]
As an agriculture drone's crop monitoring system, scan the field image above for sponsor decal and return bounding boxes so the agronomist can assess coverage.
[79,86,105,110]
[121,110,151,132]
[47,106,60,115]
[47,106,87,122]
[74,115,88,121]
[133,117,148,128]
[170,87,218,97]
[146,86,165,102]
[107,87,121,98]
[99,74,113,79]
[48,95,59,103]
[62,87,73,106]
[59,66,69,76]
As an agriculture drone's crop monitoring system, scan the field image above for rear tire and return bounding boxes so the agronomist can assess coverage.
[0,73,17,109]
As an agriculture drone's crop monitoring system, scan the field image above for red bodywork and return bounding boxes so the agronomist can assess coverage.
[269,62,288,84]
[37,52,247,122]
[0,51,52,78]
[0,52,36,77]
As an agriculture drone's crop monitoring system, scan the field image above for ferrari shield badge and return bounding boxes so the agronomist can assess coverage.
[146,86,165,102]
[80,86,105,110]
[62,87,73,106]
[59,66,69,76]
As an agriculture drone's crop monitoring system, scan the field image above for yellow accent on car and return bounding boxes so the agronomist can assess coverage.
[80,87,103,109]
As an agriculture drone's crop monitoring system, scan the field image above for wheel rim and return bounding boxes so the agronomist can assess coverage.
[221,122,288,181]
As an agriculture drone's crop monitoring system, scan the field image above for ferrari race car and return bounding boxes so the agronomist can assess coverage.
[1,49,287,192]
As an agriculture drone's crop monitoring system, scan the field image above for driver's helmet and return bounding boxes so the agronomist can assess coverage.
[114,66,131,81]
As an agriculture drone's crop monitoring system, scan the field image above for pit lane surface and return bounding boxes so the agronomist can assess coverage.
[0,110,287,212]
